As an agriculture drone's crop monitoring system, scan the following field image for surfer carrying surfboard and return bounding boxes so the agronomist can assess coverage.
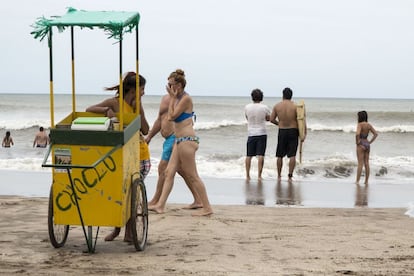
[270,87,306,181]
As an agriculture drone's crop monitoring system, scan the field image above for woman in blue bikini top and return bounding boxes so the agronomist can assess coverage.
[148,69,213,216]
[174,111,194,123]
[172,102,198,144]
[167,77,198,143]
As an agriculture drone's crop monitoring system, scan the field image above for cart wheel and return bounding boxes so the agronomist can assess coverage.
[130,178,148,251]
[48,186,69,248]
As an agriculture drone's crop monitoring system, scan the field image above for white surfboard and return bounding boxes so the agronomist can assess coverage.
[296,100,306,163]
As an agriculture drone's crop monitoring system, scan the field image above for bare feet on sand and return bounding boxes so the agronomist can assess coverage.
[148,204,165,214]
[104,227,120,241]
[191,208,213,217]
[182,202,203,210]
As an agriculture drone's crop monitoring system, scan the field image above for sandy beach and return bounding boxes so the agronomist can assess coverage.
[1,195,414,275]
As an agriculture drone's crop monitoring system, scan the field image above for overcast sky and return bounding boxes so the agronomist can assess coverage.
[1,0,413,98]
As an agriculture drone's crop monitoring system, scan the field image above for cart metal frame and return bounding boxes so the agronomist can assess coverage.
[32,7,148,253]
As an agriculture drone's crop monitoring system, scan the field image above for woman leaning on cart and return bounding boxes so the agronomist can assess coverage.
[86,72,148,125]
[148,69,213,216]
[86,72,151,241]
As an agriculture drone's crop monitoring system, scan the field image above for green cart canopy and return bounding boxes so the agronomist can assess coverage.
[31,7,141,129]
[31,7,140,41]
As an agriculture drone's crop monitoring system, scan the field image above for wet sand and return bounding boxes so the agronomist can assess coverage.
[2,170,414,208]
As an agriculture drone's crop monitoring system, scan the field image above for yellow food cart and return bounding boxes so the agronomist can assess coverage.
[31,8,148,253]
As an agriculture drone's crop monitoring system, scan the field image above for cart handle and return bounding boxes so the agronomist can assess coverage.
[41,143,122,169]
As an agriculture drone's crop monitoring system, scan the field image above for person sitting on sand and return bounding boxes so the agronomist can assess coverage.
[2,131,14,147]
[148,69,213,216]
[33,127,49,148]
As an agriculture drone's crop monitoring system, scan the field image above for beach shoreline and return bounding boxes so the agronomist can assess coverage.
[1,169,413,208]
[1,195,414,275]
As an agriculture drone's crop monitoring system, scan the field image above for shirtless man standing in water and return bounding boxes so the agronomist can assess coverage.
[146,92,202,209]
[270,88,305,181]
[33,127,49,148]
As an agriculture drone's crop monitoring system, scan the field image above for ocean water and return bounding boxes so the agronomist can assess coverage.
[1,93,414,185]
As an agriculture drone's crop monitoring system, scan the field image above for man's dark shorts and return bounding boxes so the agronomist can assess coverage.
[276,128,299,158]
[246,135,267,156]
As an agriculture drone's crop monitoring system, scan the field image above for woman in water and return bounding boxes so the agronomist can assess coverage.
[355,110,378,184]
[2,131,14,147]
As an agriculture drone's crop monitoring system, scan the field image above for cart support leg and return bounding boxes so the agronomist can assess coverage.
[66,168,99,253]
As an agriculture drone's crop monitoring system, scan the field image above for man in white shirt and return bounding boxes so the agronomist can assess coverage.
[244,89,271,180]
